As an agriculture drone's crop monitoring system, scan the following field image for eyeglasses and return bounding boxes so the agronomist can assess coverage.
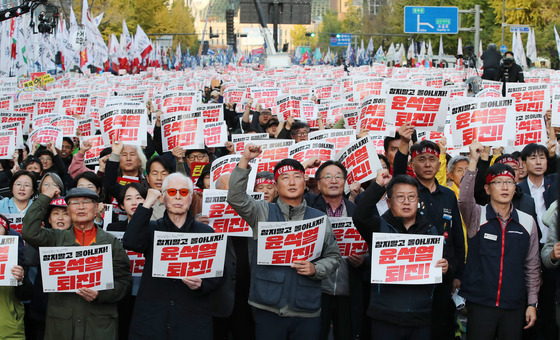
[165,188,190,196]
[68,199,95,206]
[188,154,208,161]
[14,182,32,189]
[292,132,308,137]
[489,180,516,187]
[392,194,418,203]
[260,111,272,116]
[320,174,345,182]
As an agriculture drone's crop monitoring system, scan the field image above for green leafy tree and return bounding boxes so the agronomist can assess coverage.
[291,25,318,48]
[153,1,199,53]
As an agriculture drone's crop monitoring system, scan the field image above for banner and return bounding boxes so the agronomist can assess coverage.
[201,189,263,236]
[330,217,368,258]
[385,84,450,132]
[0,121,23,148]
[449,97,516,147]
[514,112,546,147]
[334,136,383,186]
[152,231,226,279]
[197,103,223,124]
[161,90,200,114]
[161,113,204,152]
[100,105,147,146]
[39,244,114,292]
[257,215,327,265]
[0,236,18,286]
[210,155,259,189]
[77,117,95,137]
[358,95,387,132]
[203,121,227,147]
[370,233,444,284]
[56,93,90,116]
[51,116,78,137]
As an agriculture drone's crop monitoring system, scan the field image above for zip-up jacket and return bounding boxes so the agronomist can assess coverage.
[458,169,540,309]
[353,181,444,327]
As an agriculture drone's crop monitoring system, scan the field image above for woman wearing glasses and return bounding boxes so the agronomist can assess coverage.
[0,170,37,214]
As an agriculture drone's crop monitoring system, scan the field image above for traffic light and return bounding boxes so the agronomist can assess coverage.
[226,9,235,46]
[305,32,315,37]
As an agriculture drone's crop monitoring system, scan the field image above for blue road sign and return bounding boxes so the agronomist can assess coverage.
[500,45,507,53]
[404,6,459,34]
[330,33,352,46]
[510,26,530,33]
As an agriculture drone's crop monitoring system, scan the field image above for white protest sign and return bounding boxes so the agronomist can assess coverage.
[152,231,227,279]
[385,84,450,132]
[449,97,516,148]
[0,130,16,159]
[106,231,144,277]
[0,236,19,286]
[309,129,356,154]
[100,105,147,146]
[210,155,259,190]
[201,189,263,236]
[334,136,383,186]
[257,215,327,265]
[28,126,63,149]
[231,133,269,153]
[203,121,228,147]
[371,233,444,284]
[39,244,114,292]
[330,217,368,258]
[161,113,205,152]
[288,140,335,178]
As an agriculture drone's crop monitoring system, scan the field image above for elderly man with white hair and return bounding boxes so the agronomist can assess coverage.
[123,172,222,339]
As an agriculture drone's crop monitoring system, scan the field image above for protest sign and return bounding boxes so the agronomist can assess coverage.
[249,87,281,109]
[0,95,13,111]
[201,189,263,236]
[57,93,90,116]
[275,95,303,121]
[39,244,114,292]
[106,231,144,277]
[210,155,259,189]
[191,162,209,189]
[161,113,204,152]
[551,89,560,127]
[309,129,356,154]
[475,88,502,98]
[385,84,450,132]
[100,105,147,146]
[152,231,227,279]
[334,136,383,187]
[34,96,58,116]
[257,215,327,265]
[482,80,503,92]
[223,87,246,104]
[0,121,23,149]
[250,139,295,173]
[33,113,59,129]
[505,83,550,114]
[0,110,30,135]
[330,217,368,258]
[449,97,516,148]
[3,214,23,234]
[0,130,16,159]
[203,121,228,147]
[51,116,78,137]
[0,236,19,286]
[288,141,335,177]
[358,95,386,132]
[83,135,107,166]
[78,117,95,137]
[28,126,63,149]
[514,112,547,147]
[371,233,444,284]
[197,103,223,123]
[232,133,269,153]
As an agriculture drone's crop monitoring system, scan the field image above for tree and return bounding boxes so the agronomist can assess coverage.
[317,10,342,50]
[342,0,362,34]
[153,0,199,53]
[291,25,317,48]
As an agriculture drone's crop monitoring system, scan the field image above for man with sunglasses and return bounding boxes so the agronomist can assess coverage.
[227,144,341,340]
[123,172,223,339]
[458,141,540,340]
[353,170,449,340]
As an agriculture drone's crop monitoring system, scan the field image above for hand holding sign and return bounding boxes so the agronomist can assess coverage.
[182,277,202,290]
[111,140,124,155]
[435,258,448,275]
[76,287,99,302]
[11,265,23,282]
[468,140,483,162]
[398,123,415,143]
[291,261,316,276]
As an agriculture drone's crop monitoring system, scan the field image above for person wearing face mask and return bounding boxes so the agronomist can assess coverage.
[498,51,524,96]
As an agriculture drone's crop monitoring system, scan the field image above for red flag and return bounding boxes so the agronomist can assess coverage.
[80,49,88,68]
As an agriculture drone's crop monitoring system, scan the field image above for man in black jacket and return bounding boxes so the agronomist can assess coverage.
[499,51,524,96]
[481,43,502,81]
[123,173,222,339]
[353,171,449,340]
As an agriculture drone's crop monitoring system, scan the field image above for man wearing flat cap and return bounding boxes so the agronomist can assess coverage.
[22,186,131,340]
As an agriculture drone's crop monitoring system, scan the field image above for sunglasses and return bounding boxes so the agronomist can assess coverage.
[165,188,190,196]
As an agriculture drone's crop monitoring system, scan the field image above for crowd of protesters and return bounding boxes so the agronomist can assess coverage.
[0,70,558,340]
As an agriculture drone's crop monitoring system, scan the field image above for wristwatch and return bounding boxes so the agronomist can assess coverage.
[528,303,538,309]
